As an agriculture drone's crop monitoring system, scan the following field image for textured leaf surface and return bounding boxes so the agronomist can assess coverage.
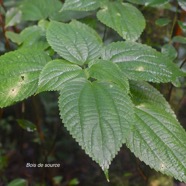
[102,41,185,84]
[59,78,134,171]
[0,49,50,107]
[97,2,145,41]
[88,59,129,92]
[21,0,62,21]
[38,59,85,92]
[47,20,102,65]
[127,81,186,182]
[62,0,100,11]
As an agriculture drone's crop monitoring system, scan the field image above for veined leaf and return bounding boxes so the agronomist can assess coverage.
[127,81,186,182]
[0,49,50,108]
[46,20,102,65]
[97,2,145,41]
[21,0,62,21]
[38,59,85,92]
[102,41,185,84]
[59,78,134,171]
[61,0,101,11]
[88,59,129,92]
[129,81,175,114]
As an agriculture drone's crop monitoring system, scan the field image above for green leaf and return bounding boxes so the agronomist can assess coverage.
[6,31,22,45]
[102,41,184,84]
[69,178,79,185]
[59,78,134,171]
[172,36,186,44]
[178,20,186,32]
[8,178,28,186]
[127,81,186,182]
[17,119,36,132]
[6,25,49,50]
[46,20,102,65]
[97,2,145,41]
[155,18,171,27]
[19,25,49,50]
[21,0,62,21]
[38,59,85,92]
[0,49,51,108]
[61,0,101,11]
[126,0,169,5]
[178,0,186,11]
[5,7,22,27]
[129,81,174,112]
[88,59,129,92]
[161,44,177,60]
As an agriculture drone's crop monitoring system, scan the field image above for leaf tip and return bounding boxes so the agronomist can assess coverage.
[103,169,110,182]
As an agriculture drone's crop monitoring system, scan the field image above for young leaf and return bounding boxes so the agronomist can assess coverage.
[61,0,101,11]
[17,119,36,132]
[88,59,129,92]
[21,0,62,21]
[38,59,85,92]
[97,2,145,41]
[127,81,186,182]
[102,41,185,84]
[46,20,102,65]
[59,78,134,171]
[0,49,50,108]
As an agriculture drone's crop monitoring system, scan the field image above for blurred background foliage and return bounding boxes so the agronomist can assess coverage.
[0,0,186,185]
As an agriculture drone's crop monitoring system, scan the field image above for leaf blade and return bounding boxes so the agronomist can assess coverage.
[46,20,102,65]
[102,41,184,84]
[38,59,85,92]
[59,78,134,171]
[97,2,146,41]
[62,0,101,11]
[127,81,186,182]
[0,49,50,107]
[88,59,129,92]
